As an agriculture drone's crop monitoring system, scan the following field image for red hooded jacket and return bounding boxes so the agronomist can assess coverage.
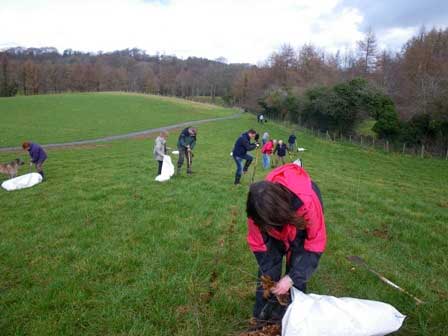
[261,141,274,155]
[247,164,327,254]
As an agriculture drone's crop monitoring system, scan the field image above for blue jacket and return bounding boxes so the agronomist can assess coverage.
[177,127,196,149]
[274,143,287,157]
[233,132,257,157]
[28,143,47,164]
[288,134,297,144]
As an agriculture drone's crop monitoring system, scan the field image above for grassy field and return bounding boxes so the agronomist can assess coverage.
[1,94,447,335]
[0,92,237,147]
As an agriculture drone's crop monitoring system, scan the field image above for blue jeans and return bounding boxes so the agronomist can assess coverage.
[262,154,270,169]
[234,154,253,178]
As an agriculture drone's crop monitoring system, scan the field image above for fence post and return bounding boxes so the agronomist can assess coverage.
[446,148,448,160]
[420,145,425,158]
[349,135,352,143]
[386,140,389,152]
[360,136,363,145]
[402,143,406,154]
[372,137,375,148]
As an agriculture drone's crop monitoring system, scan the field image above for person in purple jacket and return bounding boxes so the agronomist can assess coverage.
[22,142,47,179]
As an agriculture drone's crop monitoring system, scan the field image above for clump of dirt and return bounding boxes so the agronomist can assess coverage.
[371,223,391,240]
[239,323,281,336]
[261,275,289,306]
[438,201,448,208]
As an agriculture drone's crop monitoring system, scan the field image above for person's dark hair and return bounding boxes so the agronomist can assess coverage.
[246,181,305,232]
[22,142,31,150]
[248,129,257,135]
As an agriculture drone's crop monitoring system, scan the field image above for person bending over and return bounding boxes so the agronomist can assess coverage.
[177,127,197,175]
[246,163,326,327]
[22,142,47,180]
[232,129,258,185]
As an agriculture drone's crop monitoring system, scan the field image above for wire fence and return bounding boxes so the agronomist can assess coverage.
[260,112,448,160]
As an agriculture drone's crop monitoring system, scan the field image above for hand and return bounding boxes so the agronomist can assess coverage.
[255,143,260,148]
[29,162,33,167]
[271,275,293,295]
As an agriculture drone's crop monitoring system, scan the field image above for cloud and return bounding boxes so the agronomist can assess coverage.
[1,0,443,63]
[339,0,448,30]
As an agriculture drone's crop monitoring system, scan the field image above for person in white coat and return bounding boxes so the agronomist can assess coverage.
[153,131,168,175]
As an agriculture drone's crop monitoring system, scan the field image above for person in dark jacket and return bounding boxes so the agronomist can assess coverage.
[232,129,258,185]
[273,140,287,166]
[288,133,297,152]
[246,163,326,326]
[22,142,47,179]
[177,127,197,175]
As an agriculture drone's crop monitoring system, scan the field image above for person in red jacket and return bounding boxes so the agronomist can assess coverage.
[246,163,326,326]
[261,139,275,169]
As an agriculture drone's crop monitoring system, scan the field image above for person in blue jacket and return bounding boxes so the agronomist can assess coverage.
[288,133,297,152]
[22,142,47,179]
[232,129,259,185]
[177,127,197,175]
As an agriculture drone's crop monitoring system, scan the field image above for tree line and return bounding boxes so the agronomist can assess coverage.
[233,27,448,152]
[1,27,447,151]
[0,47,248,99]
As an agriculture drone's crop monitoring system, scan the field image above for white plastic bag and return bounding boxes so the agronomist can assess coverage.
[155,155,174,182]
[1,173,43,191]
[282,288,405,336]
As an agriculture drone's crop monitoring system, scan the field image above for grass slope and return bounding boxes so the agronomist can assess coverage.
[1,103,447,335]
[0,92,237,147]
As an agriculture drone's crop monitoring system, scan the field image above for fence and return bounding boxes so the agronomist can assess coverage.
[260,111,448,160]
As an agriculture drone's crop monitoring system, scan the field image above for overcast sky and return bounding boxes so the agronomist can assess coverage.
[1,0,447,64]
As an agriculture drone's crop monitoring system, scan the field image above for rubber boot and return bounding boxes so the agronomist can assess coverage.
[177,166,182,175]
[234,174,241,185]
[243,160,252,173]
[39,171,45,180]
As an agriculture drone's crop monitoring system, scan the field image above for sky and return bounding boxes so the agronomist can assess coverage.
[1,0,447,64]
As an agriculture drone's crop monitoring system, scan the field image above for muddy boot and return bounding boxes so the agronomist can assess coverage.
[177,166,182,175]
[187,168,192,175]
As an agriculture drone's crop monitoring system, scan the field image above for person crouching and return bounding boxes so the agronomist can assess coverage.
[246,163,326,327]
[232,129,258,185]
[22,142,47,179]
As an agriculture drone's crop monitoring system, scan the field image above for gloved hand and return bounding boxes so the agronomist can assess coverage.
[272,275,293,295]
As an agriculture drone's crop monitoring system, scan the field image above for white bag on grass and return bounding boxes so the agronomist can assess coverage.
[282,288,405,336]
[1,173,43,191]
[155,155,175,182]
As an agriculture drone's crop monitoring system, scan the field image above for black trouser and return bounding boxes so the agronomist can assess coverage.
[253,240,306,321]
[157,160,163,175]
[177,148,192,172]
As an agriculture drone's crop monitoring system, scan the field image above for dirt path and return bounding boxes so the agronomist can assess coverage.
[0,112,242,152]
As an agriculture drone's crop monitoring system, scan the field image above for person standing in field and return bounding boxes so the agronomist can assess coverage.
[153,131,168,176]
[261,139,275,169]
[246,163,326,327]
[177,127,197,175]
[274,140,287,166]
[232,129,259,185]
[288,133,297,152]
[262,132,269,145]
[22,142,47,179]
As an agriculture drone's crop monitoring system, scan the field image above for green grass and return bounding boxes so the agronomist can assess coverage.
[0,92,237,147]
[1,95,447,335]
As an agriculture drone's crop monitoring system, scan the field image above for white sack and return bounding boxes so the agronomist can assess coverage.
[297,148,306,152]
[155,155,175,182]
[282,288,405,336]
[171,150,179,155]
[1,173,43,191]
